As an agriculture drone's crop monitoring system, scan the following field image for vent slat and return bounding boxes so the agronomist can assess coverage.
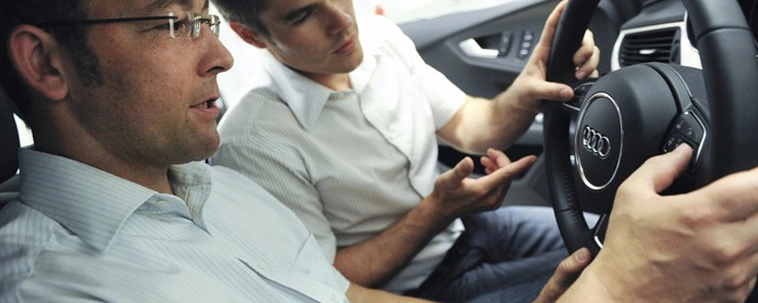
[624,43,674,49]
[626,37,674,43]
[620,28,679,66]
[621,52,672,57]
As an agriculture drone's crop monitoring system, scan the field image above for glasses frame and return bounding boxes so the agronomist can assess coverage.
[33,12,220,39]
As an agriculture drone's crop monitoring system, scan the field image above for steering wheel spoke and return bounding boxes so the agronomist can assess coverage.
[589,213,608,254]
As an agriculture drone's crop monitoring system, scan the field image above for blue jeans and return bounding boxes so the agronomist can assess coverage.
[406,206,572,303]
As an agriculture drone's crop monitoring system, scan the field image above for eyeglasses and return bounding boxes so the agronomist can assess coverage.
[34,11,220,39]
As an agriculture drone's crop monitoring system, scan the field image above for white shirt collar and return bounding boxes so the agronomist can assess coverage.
[261,47,377,130]
[18,148,214,252]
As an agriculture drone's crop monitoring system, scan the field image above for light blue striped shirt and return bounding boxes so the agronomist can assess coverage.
[0,149,350,302]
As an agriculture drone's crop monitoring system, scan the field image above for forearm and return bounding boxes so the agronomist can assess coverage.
[556,266,615,303]
[439,95,538,154]
[333,196,454,287]
[556,258,641,303]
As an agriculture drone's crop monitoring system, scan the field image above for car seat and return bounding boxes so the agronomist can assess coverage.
[0,83,20,208]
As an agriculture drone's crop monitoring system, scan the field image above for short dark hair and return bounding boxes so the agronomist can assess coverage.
[0,0,102,126]
[211,0,270,37]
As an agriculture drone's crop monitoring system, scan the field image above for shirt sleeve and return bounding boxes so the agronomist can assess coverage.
[371,15,467,130]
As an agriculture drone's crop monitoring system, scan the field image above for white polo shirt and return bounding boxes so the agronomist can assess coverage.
[213,15,467,292]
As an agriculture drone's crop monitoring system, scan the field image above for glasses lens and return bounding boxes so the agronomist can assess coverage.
[168,12,219,39]
[192,14,203,38]
[209,15,220,37]
[190,13,220,39]
[168,12,194,39]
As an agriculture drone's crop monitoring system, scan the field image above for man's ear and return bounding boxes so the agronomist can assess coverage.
[230,22,267,49]
[8,25,69,101]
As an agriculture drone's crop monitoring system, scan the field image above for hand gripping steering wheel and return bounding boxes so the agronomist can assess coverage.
[544,0,758,255]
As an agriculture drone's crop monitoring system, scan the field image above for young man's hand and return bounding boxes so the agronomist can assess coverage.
[503,0,600,114]
[425,149,536,221]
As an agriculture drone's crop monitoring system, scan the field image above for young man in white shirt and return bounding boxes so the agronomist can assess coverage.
[210,0,600,301]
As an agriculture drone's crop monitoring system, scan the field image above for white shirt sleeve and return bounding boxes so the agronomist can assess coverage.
[371,16,468,130]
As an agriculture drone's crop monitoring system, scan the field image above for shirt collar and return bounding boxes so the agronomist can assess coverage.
[168,161,214,229]
[261,47,377,130]
[17,149,213,252]
[262,51,331,130]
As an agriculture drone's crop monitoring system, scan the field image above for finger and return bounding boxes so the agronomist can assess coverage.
[477,155,536,189]
[573,30,596,67]
[704,212,758,266]
[720,268,758,303]
[535,0,569,56]
[485,148,514,168]
[730,277,758,303]
[573,30,599,79]
[534,248,592,303]
[575,47,600,79]
[621,144,693,195]
[587,47,601,78]
[576,47,600,79]
[747,276,758,300]
[530,80,575,102]
[697,164,758,222]
[438,157,475,188]
[481,149,517,175]
[575,46,600,79]
[481,157,497,175]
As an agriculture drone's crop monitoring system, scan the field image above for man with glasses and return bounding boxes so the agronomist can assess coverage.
[0,0,592,302]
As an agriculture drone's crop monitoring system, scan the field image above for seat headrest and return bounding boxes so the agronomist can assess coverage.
[0,84,19,184]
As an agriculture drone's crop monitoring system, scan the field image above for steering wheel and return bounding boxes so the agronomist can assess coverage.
[544,0,758,255]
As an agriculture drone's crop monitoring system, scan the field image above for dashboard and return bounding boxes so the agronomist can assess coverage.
[611,0,758,71]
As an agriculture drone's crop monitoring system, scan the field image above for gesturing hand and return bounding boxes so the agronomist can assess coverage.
[426,149,536,221]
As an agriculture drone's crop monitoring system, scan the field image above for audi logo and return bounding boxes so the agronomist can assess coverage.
[581,126,611,159]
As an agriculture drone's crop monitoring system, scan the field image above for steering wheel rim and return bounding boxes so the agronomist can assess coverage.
[544,0,758,255]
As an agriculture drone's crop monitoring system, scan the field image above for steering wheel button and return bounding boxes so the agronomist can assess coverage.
[663,133,685,153]
[680,111,704,142]
[685,127,694,137]
[674,117,689,131]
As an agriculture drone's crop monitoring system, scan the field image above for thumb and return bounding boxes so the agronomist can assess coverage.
[533,81,574,102]
[437,157,474,188]
[624,144,693,194]
[533,247,591,303]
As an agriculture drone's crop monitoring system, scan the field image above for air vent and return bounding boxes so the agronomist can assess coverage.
[619,28,680,66]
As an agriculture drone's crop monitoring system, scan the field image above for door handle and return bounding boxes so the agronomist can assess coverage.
[458,38,499,59]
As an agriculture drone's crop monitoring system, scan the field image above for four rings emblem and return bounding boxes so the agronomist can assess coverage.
[581,126,611,159]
